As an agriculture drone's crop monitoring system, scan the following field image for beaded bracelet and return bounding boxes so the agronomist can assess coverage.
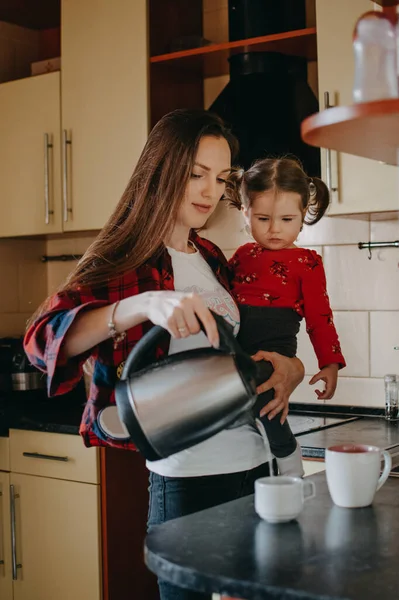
[108,301,126,349]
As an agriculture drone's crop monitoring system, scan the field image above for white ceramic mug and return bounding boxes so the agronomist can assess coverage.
[325,444,392,508]
[255,476,316,523]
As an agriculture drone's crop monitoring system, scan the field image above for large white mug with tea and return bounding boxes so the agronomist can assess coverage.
[325,444,392,508]
[255,476,316,523]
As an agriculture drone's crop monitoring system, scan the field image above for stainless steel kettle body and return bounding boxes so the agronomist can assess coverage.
[115,313,258,461]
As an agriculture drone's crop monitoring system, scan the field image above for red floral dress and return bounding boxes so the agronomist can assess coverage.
[229,244,346,370]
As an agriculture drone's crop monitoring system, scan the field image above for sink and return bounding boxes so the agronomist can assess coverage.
[287,414,359,436]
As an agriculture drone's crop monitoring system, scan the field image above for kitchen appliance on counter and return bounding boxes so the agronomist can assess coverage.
[0,337,47,435]
[0,336,46,392]
[0,336,87,435]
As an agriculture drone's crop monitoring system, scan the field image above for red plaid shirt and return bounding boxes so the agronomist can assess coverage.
[24,232,231,451]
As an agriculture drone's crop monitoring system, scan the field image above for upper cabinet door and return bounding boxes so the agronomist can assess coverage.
[316,0,399,215]
[61,0,149,232]
[0,73,62,236]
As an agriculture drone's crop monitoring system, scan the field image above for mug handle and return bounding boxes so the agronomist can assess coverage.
[302,480,316,501]
[377,450,392,491]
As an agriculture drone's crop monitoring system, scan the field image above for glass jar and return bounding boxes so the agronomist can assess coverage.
[353,11,398,103]
[384,374,399,421]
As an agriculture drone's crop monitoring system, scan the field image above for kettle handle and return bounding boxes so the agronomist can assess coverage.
[120,311,240,380]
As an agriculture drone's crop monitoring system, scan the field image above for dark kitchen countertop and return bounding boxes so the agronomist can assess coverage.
[0,382,86,437]
[285,402,399,459]
[145,471,399,600]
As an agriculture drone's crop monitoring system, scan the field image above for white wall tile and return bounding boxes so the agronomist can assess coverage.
[290,376,325,404]
[0,238,45,262]
[296,311,369,378]
[296,244,323,257]
[47,262,77,295]
[370,216,399,242]
[297,215,369,246]
[46,233,96,256]
[18,261,47,312]
[202,202,251,250]
[334,312,369,377]
[0,264,19,312]
[222,249,236,260]
[297,321,319,376]
[370,312,399,377]
[291,375,384,407]
[0,313,32,337]
[323,245,399,310]
[328,377,385,407]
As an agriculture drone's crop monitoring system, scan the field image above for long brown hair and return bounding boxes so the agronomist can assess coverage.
[239,157,330,225]
[58,109,239,286]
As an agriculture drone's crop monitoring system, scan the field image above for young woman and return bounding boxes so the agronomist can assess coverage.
[24,109,304,600]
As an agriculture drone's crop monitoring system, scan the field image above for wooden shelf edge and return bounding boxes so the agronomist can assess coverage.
[372,0,399,6]
[302,98,399,134]
[301,99,399,164]
[150,27,317,64]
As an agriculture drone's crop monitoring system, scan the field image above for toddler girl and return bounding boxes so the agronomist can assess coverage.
[229,158,346,477]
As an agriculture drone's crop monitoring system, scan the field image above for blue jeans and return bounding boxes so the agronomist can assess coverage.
[147,461,275,600]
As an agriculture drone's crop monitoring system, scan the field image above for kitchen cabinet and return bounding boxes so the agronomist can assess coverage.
[315,0,399,215]
[10,473,101,600]
[0,0,148,238]
[0,471,12,600]
[61,0,148,231]
[0,73,62,237]
[0,430,102,600]
[0,438,10,472]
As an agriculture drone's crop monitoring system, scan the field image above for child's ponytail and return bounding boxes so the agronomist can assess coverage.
[304,177,331,225]
[224,167,244,210]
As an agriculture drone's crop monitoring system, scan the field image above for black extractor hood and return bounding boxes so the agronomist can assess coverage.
[208,0,321,176]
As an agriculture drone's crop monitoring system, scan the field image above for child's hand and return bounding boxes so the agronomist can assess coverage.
[309,364,339,400]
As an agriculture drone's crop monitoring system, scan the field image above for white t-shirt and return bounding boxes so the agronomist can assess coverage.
[146,245,270,477]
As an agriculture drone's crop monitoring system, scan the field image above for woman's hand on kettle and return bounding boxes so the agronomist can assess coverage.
[251,352,305,424]
[144,291,220,348]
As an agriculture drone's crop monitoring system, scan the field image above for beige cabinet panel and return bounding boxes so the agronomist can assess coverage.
[10,430,99,484]
[0,438,10,472]
[0,472,12,600]
[316,0,399,214]
[61,0,148,231]
[11,473,101,600]
[0,73,62,236]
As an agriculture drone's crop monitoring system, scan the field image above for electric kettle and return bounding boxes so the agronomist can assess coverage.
[115,313,261,461]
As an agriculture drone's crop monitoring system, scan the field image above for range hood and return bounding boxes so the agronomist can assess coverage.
[208,0,321,176]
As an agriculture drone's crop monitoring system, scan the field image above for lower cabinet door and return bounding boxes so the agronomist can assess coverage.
[0,471,12,600]
[11,472,102,600]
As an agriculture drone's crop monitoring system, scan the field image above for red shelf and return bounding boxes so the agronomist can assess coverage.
[150,28,317,78]
[372,0,399,6]
[301,99,399,166]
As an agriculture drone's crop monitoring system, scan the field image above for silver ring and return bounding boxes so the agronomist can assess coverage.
[178,327,187,333]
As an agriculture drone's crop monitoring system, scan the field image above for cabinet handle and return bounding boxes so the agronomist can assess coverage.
[22,452,69,462]
[44,133,54,225]
[10,485,22,580]
[323,92,339,197]
[0,491,4,566]
[62,129,73,222]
